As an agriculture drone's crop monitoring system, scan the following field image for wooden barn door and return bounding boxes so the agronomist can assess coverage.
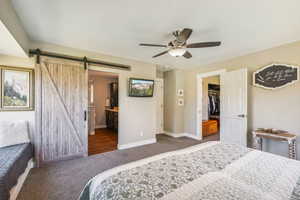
[35,59,88,165]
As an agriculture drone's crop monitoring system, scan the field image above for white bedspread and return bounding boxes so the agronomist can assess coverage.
[79,141,300,200]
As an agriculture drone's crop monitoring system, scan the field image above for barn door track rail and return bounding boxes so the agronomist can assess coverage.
[29,49,131,71]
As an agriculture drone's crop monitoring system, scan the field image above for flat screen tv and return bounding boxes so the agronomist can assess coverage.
[128,78,154,97]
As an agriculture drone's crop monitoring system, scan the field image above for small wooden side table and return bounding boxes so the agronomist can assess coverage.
[252,129,297,160]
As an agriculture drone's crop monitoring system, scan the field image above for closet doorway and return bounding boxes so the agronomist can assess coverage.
[201,75,221,141]
[196,69,248,146]
[88,70,119,155]
[196,70,225,141]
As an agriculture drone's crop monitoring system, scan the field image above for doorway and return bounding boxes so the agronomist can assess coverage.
[202,75,221,141]
[197,70,225,140]
[156,78,164,134]
[88,70,119,155]
[196,69,248,146]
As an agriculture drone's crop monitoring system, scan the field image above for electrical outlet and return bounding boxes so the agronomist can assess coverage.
[140,131,144,136]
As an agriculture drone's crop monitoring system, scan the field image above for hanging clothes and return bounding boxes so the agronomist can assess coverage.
[208,94,219,115]
[208,84,220,116]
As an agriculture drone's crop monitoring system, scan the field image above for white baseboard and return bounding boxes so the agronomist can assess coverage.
[10,159,34,200]
[95,125,107,129]
[163,132,202,141]
[184,133,202,141]
[118,138,157,150]
[163,132,186,138]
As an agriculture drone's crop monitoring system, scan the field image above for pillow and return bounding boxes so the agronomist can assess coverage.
[0,120,30,148]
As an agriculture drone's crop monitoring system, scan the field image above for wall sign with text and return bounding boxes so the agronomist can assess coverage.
[253,64,299,90]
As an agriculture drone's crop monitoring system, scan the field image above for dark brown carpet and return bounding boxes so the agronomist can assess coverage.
[17,134,218,200]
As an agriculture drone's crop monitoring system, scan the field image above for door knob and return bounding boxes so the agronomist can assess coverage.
[238,114,246,118]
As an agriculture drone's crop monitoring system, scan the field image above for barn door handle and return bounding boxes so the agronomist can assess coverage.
[84,111,87,121]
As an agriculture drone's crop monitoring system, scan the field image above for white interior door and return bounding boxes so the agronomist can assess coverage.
[220,68,248,146]
[156,79,164,134]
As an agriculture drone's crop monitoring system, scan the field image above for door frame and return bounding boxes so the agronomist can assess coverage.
[196,69,226,140]
[155,78,164,134]
[87,66,121,148]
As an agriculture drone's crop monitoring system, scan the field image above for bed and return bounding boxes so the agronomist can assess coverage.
[79,141,300,200]
[0,143,33,200]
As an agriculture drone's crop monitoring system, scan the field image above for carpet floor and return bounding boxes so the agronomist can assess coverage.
[17,134,219,200]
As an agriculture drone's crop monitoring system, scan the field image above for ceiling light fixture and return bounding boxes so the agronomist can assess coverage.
[168,48,186,57]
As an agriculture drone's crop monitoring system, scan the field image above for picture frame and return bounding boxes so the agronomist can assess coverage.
[0,66,34,111]
[128,78,155,97]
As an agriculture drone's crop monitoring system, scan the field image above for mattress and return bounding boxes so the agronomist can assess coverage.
[0,143,33,200]
[79,141,300,200]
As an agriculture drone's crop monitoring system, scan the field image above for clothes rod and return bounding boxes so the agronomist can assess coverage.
[29,49,131,70]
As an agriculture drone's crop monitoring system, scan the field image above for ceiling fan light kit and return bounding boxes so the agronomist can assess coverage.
[168,48,186,57]
[139,28,221,59]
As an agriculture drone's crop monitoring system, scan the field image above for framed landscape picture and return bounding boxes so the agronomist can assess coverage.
[1,66,34,111]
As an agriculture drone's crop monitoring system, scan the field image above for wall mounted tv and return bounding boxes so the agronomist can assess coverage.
[128,78,154,97]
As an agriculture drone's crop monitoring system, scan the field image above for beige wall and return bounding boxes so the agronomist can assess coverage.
[29,42,157,146]
[164,70,185,134]
[202,76,220,121]
[0,54,35,138]
[89,75,117,127]
[156,69,164,79]
[0,0,29,56]
[164,71,176,133]
[0,41,158,147]
[184,41,300,159]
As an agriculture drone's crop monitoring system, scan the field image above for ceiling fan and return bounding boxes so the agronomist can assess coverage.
[140,28,221,59]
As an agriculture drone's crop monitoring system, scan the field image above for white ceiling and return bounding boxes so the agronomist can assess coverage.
[12,0,300,69]
[0,21,27,58]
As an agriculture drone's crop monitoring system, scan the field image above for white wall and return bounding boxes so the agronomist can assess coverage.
[183,41,300,159]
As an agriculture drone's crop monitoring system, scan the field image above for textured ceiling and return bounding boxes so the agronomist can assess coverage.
[12,0,300,69]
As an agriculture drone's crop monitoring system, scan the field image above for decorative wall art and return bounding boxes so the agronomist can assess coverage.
[253,64,299,90]
[1,66,34,111]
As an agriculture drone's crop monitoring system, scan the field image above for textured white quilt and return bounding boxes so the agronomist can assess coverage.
[80,141,300,200]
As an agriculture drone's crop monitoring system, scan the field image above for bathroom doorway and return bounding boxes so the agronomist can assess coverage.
[88,70,119,155]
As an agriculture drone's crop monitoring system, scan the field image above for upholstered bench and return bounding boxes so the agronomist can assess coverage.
[0,143,33,200]
[0,121,33,200]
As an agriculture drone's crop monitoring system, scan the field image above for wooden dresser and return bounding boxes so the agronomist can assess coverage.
[202,120,218,137]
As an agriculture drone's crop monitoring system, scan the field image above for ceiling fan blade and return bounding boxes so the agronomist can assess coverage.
[178,28,193,42]
[183,51,192,59]
[140,43,167,47]
[152,50,169,58]
[186,41,221,48]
